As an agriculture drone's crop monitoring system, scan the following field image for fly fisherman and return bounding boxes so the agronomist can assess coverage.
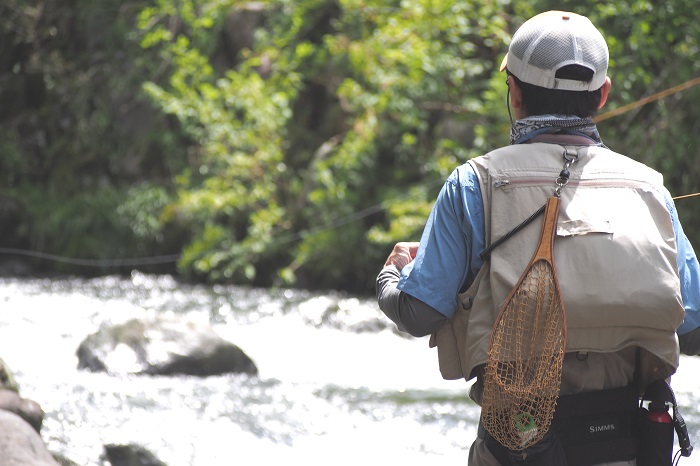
[376,11,700,466]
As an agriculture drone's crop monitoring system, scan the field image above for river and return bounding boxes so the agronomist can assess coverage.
[0,273,698,466]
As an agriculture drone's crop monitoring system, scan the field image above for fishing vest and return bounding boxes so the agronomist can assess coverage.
[430,142,684,392]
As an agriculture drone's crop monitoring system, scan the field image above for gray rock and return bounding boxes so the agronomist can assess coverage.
[0,389,44,432]
[0,410,59,466]
[50,453,79,466]
[103,443,166,466]
[76,316,258,376]
[0,357,19,392]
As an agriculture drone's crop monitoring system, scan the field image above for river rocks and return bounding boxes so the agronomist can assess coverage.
[0,358,44,433]
[76,316,258,376]
[0,360,52,464]
[103,443,166,466]
[0,389,44,433]
[0,357,19,392]
[297,295,393,333]
[0,410,59,465]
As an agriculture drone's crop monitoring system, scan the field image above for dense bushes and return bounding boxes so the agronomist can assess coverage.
[0,0,190,274]
[1,0,699,293]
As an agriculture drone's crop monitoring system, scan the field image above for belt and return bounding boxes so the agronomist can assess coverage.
[478,384,639,466]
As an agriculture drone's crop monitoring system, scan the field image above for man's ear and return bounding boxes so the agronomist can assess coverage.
[598,76,612,109]
[508,76,526,119]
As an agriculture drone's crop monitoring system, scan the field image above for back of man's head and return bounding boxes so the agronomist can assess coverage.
[501,11,609,118]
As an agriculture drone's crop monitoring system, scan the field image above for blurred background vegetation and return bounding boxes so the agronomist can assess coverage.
[1,0,698,294]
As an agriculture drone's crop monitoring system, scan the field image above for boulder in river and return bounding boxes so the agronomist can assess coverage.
[0,357,18,392]
[76,316,258,376]
[0,388,44,433]
[0,410,59,465]
[103,443,166,466]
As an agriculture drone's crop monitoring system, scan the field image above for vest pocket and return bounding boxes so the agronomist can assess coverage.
[429,319,465,380]
[429,264,489,380]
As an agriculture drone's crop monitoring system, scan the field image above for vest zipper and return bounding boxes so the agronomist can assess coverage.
[493,176,656,191]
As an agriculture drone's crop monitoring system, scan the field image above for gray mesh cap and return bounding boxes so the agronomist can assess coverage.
[500,11,609,91]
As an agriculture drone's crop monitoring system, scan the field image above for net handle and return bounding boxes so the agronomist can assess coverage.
[529,197,560,265]
[488,195,564,349]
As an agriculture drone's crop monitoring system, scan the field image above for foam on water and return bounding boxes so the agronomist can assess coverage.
[0,275,698,466]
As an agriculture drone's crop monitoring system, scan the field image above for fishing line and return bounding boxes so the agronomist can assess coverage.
[0,178,444,267]
[3,172,697,267]
[0,248,180,267]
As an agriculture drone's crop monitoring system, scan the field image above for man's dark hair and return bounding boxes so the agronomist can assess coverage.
[510,65,603,118]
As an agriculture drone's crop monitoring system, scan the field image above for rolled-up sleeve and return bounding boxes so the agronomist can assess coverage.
[397,164,485,318]
[376,265,448,337]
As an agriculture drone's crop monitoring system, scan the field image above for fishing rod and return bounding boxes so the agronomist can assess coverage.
[594,76,700,123]
[673,193,700,201]
[594,75,700,202]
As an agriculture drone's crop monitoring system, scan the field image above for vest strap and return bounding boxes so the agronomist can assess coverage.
[479,203,545,261]
[641,380,693,458]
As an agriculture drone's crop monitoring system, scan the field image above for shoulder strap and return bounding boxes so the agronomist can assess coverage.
[479,203,545,261]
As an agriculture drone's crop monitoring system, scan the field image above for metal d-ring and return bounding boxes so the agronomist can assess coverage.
[555,148,579,197]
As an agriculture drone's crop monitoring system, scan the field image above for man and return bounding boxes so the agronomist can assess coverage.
[376,11,700,466]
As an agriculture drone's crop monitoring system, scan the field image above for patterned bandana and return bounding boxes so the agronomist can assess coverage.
[510,114,604,145]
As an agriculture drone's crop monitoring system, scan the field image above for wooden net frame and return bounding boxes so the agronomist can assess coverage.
[481,197,567,450]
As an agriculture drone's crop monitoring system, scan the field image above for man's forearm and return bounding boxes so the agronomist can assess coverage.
[376,266,449,337]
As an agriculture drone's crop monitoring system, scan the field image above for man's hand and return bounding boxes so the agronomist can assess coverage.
[384,242,420,271]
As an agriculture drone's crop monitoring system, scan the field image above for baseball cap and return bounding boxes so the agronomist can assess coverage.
[500,11,609,91]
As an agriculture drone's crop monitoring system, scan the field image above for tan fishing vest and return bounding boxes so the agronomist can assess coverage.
[430,142,684,391]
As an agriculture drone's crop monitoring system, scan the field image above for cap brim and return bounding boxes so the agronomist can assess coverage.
[500,54,508,72]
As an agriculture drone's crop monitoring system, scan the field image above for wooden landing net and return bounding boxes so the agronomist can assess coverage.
[481,196,567,451]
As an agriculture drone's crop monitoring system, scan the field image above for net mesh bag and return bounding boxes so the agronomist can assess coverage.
[481,197,567,451]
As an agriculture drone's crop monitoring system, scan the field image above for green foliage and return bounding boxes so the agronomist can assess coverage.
[12,184,142,272]
[117,185,173,241]
[2,0,699,293]
[139,0,299,283]
[137,0,515,291]
[0,0,190,269]
[134,0,700,292]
